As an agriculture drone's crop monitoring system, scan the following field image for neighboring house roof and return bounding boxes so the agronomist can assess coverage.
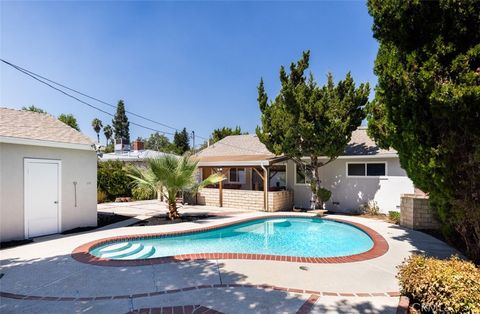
[99,149,178,162]
[195,128,397,166]
[0,107,94,150]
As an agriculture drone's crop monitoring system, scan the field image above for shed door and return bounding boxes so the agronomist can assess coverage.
[24,159,60,238]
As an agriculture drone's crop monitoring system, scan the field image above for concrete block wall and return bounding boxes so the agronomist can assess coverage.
[268,190,294,212]
[400,194,440,230]
[196,188,294,212]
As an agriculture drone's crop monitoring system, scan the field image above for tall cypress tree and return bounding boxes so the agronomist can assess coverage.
[173,128,190,154]
[112,100,130,144]
[367,0,480,261]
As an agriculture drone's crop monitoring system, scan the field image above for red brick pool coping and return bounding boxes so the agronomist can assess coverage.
[71,215,389,267]
[0,283,401,302]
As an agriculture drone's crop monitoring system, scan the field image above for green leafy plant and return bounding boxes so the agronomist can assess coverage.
[97,190,107,204]
[397,255,480,314]
[97,160,133,200]
[132,185,155,201]
[359,201,380,216]
[127,154,224,219]
[256,51,369,209]
[367,0,480,262]
[388,211,400,224]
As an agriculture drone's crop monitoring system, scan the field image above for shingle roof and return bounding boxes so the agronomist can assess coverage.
[0,107,94,146]
[197,134,274,158]
[344,127,396,156]
[196,128,396,159]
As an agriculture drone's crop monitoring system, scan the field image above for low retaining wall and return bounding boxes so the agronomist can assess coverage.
[400,194,440,230]
[196,188,293,212]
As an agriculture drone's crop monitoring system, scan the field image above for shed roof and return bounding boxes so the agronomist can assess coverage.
[0,108,94,149]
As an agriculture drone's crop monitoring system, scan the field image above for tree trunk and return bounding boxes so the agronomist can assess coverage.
[309,156,322,210]
[167,199,180,220]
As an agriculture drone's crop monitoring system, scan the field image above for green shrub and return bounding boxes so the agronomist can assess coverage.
[388,211,400,224]
[97,190,107,204]
[359,201,380,215]
[132,185,155,201]
[97,160,133,200]
[397,255,480,313]
[316,187,332,204]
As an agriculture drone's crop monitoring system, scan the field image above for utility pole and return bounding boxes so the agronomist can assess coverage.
[191,130,195,153]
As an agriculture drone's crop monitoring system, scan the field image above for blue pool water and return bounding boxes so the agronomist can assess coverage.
[90,217,374,260]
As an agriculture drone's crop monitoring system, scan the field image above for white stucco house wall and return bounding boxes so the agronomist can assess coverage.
[195,128,414,214]
[0,108,97,242]
[285,128,414,212]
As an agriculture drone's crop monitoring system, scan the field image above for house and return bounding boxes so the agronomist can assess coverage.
[0,108,97,242]
[99,140,177,165]
[194,127,414,213]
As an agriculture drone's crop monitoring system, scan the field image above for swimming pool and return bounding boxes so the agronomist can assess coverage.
[88,217,375,261]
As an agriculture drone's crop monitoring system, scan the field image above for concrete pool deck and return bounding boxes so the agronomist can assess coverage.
[0,207,459,313]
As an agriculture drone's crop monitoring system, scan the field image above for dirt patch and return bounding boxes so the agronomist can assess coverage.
[130,215,214,226]
[61,213,132,234]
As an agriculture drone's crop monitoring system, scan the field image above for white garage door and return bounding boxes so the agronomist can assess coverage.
[24,159,61,238]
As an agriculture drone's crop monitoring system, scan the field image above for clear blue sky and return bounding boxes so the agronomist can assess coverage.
[1,1,378,145]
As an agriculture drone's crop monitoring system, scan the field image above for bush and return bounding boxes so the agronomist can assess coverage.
[397,255,480,314]
[388,211,400,224]
[132,185,155,201]
[316,187,332,204]
[97,190,107,204]
[97,160,133,200]
[359,200,380,215]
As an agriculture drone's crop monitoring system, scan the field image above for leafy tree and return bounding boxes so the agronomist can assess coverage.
[103,124,113,146]
[367,0,480,261]
[58,113,80,131]
[127,155,224,219]
[112,100,130,144]
[91,118,103,143]
[145,132,171,152]
[211,126,244,143]
[22,105,46,113]
[173,128,190,155]
[256,51,369,209]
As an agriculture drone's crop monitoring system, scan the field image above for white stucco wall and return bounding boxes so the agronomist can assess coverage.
[286,157,414,213]
[0,143,97,242]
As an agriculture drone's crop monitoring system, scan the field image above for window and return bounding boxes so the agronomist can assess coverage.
[347,162,386,177]
[295,163,310,185]
[228,168,245,183]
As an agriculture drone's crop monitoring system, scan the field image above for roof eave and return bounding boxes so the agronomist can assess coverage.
[0,136,94,151]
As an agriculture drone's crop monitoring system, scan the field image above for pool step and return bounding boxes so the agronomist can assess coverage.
[98,242,132,254]
[101,243,143,259]
[120,246,156,260]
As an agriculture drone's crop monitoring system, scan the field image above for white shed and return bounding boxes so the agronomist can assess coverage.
[0,108,97,241]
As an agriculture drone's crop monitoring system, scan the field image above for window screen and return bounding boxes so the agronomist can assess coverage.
[347,163,366,176]
[367,163,386,176]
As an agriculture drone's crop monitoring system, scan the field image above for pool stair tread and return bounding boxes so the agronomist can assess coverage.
[98,242,132,254]
[121,246,156,260]
[101,243,143,258]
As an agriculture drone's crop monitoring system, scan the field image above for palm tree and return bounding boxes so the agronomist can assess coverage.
[103,124,113,146]
[127,155,224,220]
[91,118,103,143]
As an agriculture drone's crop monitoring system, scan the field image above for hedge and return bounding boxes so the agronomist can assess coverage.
[397,255,480,313]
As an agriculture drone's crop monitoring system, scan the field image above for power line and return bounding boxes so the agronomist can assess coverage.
[1,58,268,155]
[1,58,180,132]
[1,58,176,136]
